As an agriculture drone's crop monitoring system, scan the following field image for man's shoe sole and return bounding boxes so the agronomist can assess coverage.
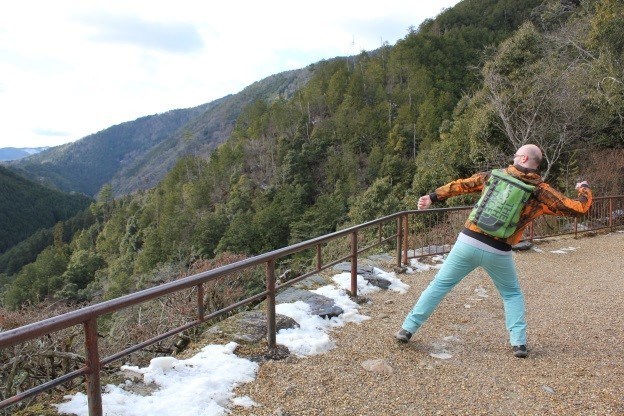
[513,346,528,358]
[394,330,412,343]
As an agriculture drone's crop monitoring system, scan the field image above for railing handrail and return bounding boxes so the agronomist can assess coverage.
[0,211,398,347]
[1,195,622,414]
[0,206,471,348]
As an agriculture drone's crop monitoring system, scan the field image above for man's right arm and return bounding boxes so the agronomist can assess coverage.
[423,172,489,207]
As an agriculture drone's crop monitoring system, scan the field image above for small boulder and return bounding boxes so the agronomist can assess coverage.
[361,359,394,374]
[512,241,534,251]
[276,288,343,318]
[205,311,298,344]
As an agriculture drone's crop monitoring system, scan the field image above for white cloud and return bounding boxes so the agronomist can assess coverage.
[0,0,461,148]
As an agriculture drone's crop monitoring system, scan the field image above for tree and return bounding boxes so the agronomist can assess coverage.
[483,22,589,178]
[349,178,401,224]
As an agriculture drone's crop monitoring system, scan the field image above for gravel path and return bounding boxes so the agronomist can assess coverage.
[232,232,624,415]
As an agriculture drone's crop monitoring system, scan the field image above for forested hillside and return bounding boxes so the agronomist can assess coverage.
[1,0,622,312]
[0,165,92,254]
[7,68,312,198]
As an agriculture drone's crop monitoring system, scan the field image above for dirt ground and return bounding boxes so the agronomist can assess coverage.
[232,231,624,415]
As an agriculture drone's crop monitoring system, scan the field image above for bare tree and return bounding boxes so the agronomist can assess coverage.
[483,23,590,179]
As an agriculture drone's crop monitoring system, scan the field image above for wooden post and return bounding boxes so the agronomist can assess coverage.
[396,216,402,267]
[350,231,358,297]
[84,318,102,416]
[266,259,277,350]
[316,244,322,271]
[197,283,205,321]
[403,214,409,265]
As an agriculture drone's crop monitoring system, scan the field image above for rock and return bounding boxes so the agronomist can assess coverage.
[332,262,374,274]
[512,241,534,251]
[205,311,298,344]
[276,288,344,318]
[393,266,408,274]
[332,262,392,289]
[264,344,290,361]
[293,274,328,290]
[368,254,394,262]
[542,385,555,394]
[362,274,391,289]
[411,245,452,256]
[430,352,453,360]
[361,359,394,374]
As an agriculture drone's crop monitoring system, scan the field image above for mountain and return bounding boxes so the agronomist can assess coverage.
[6,0,620,312]
[0,147,49,161]
[6,68,313,197]
[0,164,93,254]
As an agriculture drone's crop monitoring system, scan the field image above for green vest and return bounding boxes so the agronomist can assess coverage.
[468,169,535,239]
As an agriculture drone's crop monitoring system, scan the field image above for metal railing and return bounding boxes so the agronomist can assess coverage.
[1,195,622,414]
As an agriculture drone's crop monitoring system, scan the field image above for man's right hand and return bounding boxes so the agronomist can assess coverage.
[417,195,432,210]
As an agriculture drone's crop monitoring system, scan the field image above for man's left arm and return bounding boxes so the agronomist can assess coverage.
[537,183,593,216]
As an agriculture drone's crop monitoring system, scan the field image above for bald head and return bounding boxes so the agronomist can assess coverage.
[514,144,542,169]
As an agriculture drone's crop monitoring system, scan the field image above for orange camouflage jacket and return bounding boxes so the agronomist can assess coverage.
[429,164,593,246]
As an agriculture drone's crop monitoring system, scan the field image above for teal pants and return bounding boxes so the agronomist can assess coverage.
[402,239,527,346]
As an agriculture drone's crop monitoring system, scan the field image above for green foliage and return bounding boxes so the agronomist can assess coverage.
[2,247,69,309]
[58,249,105,301]
[290,192,348,243]
[216,212,261,255]
[588,0,624,56]
[0,165,92,254]
[348,178,401,224]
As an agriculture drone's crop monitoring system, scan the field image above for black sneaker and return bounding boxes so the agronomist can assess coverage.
[395,329,412,343]
[513,345,528,358]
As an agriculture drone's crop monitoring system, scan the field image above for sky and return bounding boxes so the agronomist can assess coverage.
[0,0,461,149]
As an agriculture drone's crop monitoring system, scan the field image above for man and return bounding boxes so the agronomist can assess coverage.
[395,144,592,358]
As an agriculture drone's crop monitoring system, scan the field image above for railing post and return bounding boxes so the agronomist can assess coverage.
[396,216,403,267]
[197,283,205,321]
[83,318,102,416]
[402,214,409,266]
[609,197,613,229]
[316,244,322,272]
[350,231,358,297]
[265,259,277,350]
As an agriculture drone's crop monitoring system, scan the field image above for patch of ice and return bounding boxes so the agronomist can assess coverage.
[232,396,259,408]
[551,246,579,254]
[474,287,489,298]
[57,342,258,416]
[442,336,461,343]
[331,272,380,295]
[430,352,453,360]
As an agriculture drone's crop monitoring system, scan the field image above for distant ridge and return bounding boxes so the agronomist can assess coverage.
[0,147,49,161]
[6,67,313,197]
